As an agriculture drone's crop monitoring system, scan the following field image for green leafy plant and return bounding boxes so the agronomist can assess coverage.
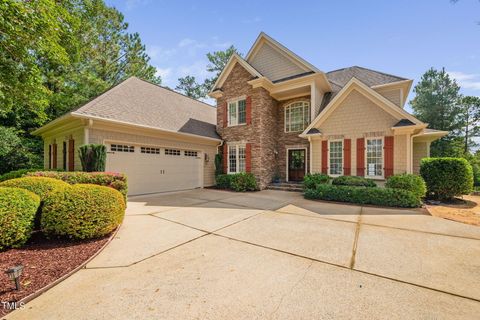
[332,176,376,188]
[0,168,43,182]
[42,184,125,240]
[0,177,70,200]
[214,153,223,177]
[25,171,127,201]
[230,173,258,192]
[303,173,331,190]
[79,144,107,172]
[385,174,426,200]
[215,174,231,189]
[420,157,474,201]
[0,187,40,250]
[304,184,421,208]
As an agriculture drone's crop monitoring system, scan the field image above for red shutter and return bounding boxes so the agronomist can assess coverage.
[223,102,228,128]
[321,140,328,174]
[223,143,228,173]
[48,145,52,169]
[384,136,394,178]
[68,139,75,171]
[52,143,57,169]
[245,143,252,172]
[344,139,351,176]
[246,96,252,125]
[356,138,365,177]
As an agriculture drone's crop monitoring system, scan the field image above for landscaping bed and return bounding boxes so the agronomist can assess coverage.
[426,195,480,226]
[0,231,111,316]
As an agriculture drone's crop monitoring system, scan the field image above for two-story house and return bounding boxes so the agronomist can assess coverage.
[209,32,447,189]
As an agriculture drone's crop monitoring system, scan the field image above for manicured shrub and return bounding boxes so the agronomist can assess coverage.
[420,158,474,201]
[0,168,43,182]
[42,184,125,239]
[386,174,426,200]
[0,187,40,250]
[230,173,258,192]
[0,177,70,200]
[79,144,107,172]
[303,173,330,190]
[215,174,231,189]
[304,184,421,208]
[332,175,376,188]
[25,171,128,201]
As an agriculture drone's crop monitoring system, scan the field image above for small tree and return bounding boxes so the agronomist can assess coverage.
[214,153,223,176]
[79,144,107,172]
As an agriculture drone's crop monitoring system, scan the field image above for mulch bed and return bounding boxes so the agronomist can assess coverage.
[0,232,110,316]
[426,195,480,226]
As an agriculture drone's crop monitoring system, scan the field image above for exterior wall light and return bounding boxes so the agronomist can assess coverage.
[5,265,24,290]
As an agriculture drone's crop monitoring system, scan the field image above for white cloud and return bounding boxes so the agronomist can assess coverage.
[448,71,480,91]
[155,67,172,81]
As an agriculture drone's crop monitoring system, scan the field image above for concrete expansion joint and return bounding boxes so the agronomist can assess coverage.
[349,207,363,269]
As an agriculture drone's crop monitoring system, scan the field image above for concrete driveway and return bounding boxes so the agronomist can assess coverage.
[6,189,480,319]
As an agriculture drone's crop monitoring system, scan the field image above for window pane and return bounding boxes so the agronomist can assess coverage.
[229,102,237,126]
[366,138,383,177]
[229,145,237,173]
[285,102,310,132]
[238,146,246,172]
[329,141,343,175]
[238,99,246,124]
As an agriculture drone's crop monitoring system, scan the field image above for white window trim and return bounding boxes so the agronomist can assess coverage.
[284,101,310,133]
[227,143,246,174]
[228,97,247,127]
[286,147,308,182]
[365,136,384,180]
[328,139,343,177]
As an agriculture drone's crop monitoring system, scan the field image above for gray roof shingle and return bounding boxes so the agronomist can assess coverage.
[72,77,219,139]
[326,66,407,88]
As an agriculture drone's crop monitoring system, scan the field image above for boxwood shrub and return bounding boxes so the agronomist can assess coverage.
[26,171,128,201]
[332,175,376,188]
[420,158,474,201]
[0,177,70,200]
[385,174,426,200]
[41,184,125,239]
[0,168,42,182]
[0,187,40,250]
[215,174,231,189]
[304,184,421,208]
[303,173,330,190]
[230,173,258,192]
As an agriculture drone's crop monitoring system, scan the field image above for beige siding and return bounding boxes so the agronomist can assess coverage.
[413,142,429,174]
[89,128,217,187]
[43,127,84,171]
[311,139,322,173]
[375,88,402,107]
[314,89,406,179]
[249,43,306,81]
[394,134,408,174]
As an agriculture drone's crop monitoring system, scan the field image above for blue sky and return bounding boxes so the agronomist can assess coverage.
[106,0,480,110]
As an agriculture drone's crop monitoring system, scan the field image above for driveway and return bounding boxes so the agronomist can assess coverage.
[6,189,480,319]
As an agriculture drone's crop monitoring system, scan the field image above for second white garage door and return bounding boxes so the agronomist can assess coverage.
[105,143,202,195]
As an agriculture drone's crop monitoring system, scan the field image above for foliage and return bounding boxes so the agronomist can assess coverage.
[41,184,125,239]
[175,75,206,99]
[303,173,331,189]
[25,171,128,200]
[215,174,231,189]
[409,68,463,157]
[304,184,421,208]
[214,153,223,177]
[79,144,107,172]
[0,177,70,200]
[385,174,427,200]
[229,173,258,192]
[420,157,474,201]
[0,187,40,250]
[458,96,480,153]
[332,175,376,188]
[0,127,43,174]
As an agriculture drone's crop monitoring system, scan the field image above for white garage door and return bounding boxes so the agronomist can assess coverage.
[105,143,202,195]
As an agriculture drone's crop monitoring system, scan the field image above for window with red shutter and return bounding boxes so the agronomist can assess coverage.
[245,143,252,172]
[321,140,328,174]
[384,136,394,178]
[68,139,75,171]
[343,139,351,176]
[223,143,228,173]
[246,96,252,125]
[356,138,365,177]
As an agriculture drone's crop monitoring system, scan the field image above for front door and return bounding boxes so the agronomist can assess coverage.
[288,149,306,181]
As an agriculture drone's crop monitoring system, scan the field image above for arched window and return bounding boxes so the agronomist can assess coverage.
[285,101,310,132]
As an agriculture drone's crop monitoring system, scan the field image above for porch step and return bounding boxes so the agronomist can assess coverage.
[266,182,304,192]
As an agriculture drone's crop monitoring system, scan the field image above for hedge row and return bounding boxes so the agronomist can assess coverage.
[304,184,421,208]
[215,173,258,192]
[332,175,376,188]
[25,171,128,201]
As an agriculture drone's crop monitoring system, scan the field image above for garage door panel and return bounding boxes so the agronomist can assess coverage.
[105,143,201,195]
